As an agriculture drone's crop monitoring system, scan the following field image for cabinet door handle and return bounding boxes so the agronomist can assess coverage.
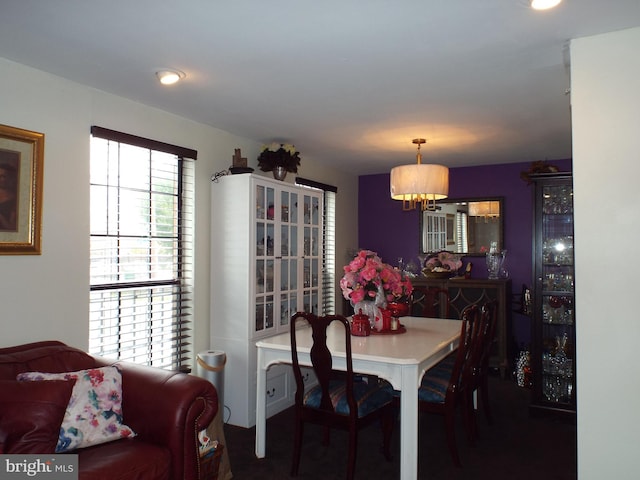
[266,387,276,398]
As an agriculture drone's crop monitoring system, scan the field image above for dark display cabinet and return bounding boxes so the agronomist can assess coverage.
[530,173,576,416]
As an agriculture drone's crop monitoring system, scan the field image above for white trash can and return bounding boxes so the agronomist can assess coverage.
[196,350,226,410]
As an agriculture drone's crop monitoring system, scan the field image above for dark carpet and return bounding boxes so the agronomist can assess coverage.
[223,375,577,479]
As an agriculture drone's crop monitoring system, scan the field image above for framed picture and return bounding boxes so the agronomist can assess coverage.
[0,124,44,254]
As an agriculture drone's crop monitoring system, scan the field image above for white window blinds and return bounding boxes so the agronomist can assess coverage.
[89,127,196,371]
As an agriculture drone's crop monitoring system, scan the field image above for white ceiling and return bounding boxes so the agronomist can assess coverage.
[1,1,639,174]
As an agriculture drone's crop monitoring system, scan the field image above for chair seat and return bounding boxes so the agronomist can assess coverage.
[437,352,456,369]
[390,351,458,401]
[418,351,458,403]
[303,377,394,417]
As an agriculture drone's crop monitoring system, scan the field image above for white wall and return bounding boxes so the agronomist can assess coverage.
[0,57,358,363]
[571,27,640,479]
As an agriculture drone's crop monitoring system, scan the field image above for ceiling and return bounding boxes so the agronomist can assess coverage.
[1,1,639,175]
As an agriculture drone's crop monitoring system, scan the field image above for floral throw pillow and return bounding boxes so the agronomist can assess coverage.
[17,366,135,452]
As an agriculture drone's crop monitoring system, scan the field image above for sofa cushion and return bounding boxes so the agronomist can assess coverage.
[77,439,171,480]
[17,366,135,452]
[0,379,75,454]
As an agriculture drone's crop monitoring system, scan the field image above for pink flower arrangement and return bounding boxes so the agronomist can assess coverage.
[340,250,413,304]
[424,251,463,273]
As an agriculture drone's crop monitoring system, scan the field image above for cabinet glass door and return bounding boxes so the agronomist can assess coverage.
[537,180,575,409]
[302,194,321,315]
[255,184,276,335]
[253,182,322,336]
[279,190,298,327]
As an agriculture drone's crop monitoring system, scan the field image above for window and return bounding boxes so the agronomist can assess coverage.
[296,177,336,315]
[455,211,468,253]
[422,211,447,252]
[321,190,336,314]
[89,127,196,371]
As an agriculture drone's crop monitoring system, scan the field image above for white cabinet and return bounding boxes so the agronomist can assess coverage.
[210,173,322,427]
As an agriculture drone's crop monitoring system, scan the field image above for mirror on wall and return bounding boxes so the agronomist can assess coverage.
[419,197,504,256]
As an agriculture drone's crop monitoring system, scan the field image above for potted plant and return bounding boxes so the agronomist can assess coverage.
[340,249,413,332]
[257,142,301,180]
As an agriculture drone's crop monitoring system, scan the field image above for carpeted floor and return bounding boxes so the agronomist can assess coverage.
[222,374,577,479]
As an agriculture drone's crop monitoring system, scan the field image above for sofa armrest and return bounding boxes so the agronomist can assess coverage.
[109,360,218,480]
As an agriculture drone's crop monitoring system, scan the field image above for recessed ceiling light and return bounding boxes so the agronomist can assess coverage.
[531,0,562,10]
[156,69,186,85]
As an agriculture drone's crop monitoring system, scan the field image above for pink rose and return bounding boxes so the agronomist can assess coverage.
[349,288,365,303]
[360,265,378,282]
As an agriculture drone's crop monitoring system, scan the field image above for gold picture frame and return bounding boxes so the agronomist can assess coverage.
[0,124,44,254]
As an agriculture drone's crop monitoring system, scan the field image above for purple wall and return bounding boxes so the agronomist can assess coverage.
[358,159,572,347]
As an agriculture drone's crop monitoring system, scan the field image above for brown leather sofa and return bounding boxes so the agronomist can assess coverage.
[0,340,218,480]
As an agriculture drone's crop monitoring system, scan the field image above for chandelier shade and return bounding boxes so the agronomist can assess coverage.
[468,200,500,218]
[389,138,449,211]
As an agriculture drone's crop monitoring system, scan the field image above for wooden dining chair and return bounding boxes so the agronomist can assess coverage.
[416,304,485,466]
[289,312,395,480]
[410,286,451,318]
[465,299,499,441]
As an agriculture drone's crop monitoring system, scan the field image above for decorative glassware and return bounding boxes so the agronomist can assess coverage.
[485,241,507,279]
[351,285,387,331]
[350,309,371,336]
[387,300,410,331]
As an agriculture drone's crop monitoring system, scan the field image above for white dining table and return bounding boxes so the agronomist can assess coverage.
[255,316,462,480]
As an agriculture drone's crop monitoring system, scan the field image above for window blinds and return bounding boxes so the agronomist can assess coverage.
[89,126,195,371]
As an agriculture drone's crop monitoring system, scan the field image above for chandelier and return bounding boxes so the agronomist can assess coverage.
[390,138,449,211]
